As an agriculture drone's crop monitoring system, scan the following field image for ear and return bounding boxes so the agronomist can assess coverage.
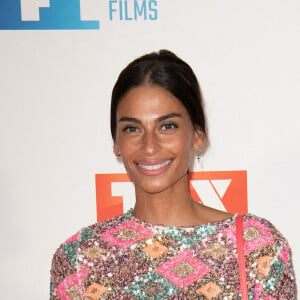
[193,128,205,150]
[113,143,121,157]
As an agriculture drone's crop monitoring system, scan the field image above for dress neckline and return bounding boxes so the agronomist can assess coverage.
[125,209,238,233]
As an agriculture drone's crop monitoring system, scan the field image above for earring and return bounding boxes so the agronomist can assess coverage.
[196,148,202,164]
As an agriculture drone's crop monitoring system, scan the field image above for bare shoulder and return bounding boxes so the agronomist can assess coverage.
[194,202,234,224]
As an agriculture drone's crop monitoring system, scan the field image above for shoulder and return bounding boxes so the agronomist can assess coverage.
[241,213,289,246]
[240,214,296,298]
[50,212,132,275]
[53,211,132,256]
[237,213,292,258]
[50,212,132,296]
[221,213,291,261]
[240,214,294,280]
[196,204,234,224]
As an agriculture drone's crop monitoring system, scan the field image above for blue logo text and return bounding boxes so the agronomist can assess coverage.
[109,0,158,21]
[0,0,100,30]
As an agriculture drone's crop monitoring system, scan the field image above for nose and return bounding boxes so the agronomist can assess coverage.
[142,131,160,155]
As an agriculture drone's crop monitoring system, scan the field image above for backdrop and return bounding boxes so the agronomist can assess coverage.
[0,0,299,298]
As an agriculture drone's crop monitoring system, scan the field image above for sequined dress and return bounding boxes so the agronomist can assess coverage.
[50,211,296,299]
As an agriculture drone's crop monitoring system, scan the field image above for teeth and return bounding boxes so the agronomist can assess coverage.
[138,160,171,170]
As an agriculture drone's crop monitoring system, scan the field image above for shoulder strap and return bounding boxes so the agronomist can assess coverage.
[236,214,248,300]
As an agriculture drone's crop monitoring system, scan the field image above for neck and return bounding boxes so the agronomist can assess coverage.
[132,176,204,227]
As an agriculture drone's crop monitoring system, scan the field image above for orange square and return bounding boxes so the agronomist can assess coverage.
[198,282,223,299]
[257,256,272,276]
[143,241,168,258]
[84,283,107,300]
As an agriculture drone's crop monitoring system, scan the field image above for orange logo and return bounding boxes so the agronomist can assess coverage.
[95,171,247,222]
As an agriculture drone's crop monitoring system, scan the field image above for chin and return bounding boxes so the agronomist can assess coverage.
[138,186,170,195]
[133,173,187,195]
[133,179,166,194]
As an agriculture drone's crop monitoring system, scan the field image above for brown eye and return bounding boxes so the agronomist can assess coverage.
[161,122,178,130]
[123,125,140,133]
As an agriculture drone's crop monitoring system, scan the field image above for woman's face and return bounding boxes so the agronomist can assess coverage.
[114,85,203,195]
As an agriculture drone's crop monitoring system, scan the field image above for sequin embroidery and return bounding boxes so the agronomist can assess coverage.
[50,212,297,299]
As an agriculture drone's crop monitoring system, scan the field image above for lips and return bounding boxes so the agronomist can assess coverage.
[135,159,172,175]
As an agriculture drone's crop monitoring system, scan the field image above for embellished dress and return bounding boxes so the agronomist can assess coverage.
[50,211,296,299]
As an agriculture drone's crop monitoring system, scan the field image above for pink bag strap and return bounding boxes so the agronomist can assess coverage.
[236,214,248,300]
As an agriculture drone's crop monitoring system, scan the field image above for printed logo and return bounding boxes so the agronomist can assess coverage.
[0,0,158,30]
[109,0,158,21]
[95,171,248,222]
[0,0,99,30]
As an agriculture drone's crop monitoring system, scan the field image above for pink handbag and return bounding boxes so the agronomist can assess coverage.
[236,214,249,300]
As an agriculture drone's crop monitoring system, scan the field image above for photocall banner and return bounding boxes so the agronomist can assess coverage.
[0,0,158,29]
[0,0,299,298]
[96,171,248,222]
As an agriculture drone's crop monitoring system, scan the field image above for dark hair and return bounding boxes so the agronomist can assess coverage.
[110,50,206,140]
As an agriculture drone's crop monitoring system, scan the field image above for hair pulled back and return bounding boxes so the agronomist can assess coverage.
[110,50,206,140]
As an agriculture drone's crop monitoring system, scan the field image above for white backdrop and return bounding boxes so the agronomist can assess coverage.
[0,0,299,298]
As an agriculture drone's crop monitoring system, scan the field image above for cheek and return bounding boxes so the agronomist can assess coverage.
[116,137,137,158]
[164,134,194,157]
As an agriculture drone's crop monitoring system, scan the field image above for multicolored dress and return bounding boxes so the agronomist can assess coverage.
[50,210,296,299]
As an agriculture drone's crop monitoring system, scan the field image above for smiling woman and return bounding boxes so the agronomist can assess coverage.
[50,50,297,299]
[113,85,202,197]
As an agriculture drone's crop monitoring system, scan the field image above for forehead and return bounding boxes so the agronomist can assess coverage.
[117,85,190,118]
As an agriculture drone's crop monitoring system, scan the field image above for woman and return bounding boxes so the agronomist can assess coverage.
[50,50,296,299]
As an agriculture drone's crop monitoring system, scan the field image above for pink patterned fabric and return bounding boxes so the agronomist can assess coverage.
[50,212,297,299]
[100,220,153,249]
[65,233,79,245]
[226,218,274,254]
[56,266,89,300]
[156,250,210,288]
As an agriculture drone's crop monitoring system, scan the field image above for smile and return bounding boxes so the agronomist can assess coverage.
[137,160,172,171]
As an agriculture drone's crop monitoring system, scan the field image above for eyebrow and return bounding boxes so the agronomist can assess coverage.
[157,113,182,122]
[118,113,182,124]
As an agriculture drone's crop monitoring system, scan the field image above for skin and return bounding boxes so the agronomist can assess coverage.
[114,85,232,226]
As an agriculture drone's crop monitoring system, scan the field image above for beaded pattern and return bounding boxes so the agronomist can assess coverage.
[50,211,297,299]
